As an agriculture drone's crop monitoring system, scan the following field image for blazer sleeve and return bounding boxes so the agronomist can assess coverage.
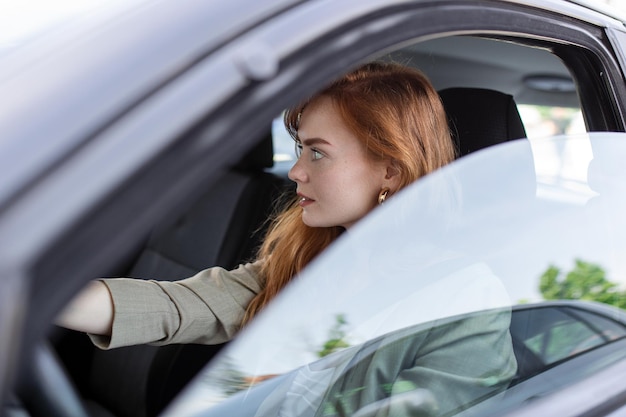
[88,261,263,349]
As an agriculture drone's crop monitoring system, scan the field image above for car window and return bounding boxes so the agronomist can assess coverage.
[269,34,588,176]
[270,105,588,176]
[566,308,626,346]
[527,313,606,363]
[270,114,296,175]
[511,306,626,367]
[164,132,626,417]
[518,106,585,139]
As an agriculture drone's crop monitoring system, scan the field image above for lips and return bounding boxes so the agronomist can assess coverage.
[297,192,315,207]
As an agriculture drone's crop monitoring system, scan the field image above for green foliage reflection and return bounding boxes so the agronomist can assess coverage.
[318,314,351,358]
[540,259,626,308]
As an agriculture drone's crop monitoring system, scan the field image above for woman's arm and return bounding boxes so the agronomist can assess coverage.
[56,261,263,348]
[55,280,114,336]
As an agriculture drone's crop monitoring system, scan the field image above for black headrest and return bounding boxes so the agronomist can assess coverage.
[235,131,274,171]
[439,88,527,158]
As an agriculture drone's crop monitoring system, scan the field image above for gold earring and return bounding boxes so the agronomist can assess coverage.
[378,188,390,205]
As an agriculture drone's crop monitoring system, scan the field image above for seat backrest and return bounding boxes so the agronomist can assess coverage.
[128,136,286,279]
[438,87,527,157]
[78,132,290,417]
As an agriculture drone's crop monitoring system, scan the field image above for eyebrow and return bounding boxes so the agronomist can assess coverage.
[300,137,331,147]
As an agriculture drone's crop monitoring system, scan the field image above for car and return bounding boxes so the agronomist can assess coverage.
[3,0,626,416]
[161,300,626,417]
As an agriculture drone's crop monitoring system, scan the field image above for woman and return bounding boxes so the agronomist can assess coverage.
[57,62,456,349]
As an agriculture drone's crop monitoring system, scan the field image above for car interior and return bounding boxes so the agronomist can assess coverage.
[41,32,598,417]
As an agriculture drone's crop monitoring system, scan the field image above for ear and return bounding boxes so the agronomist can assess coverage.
[384,159,402,190]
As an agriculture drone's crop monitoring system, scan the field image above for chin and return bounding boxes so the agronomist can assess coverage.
[302,217,350,229]
[302,219,327,228]
[302,215,334,229]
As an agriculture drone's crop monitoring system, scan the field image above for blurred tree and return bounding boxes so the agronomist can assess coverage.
[204,355,247,395]
[540,259,626,308]
[317,314,351,358]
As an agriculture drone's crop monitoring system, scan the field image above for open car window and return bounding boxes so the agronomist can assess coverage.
[165,132,626,417]
[269,33,588,177]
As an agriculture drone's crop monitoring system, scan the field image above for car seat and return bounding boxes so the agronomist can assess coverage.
[438,86,535,203]
[58,132,290,417]
[438,87,527,157]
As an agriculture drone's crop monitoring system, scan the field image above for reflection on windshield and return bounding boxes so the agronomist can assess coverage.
[305,308,516,417]
[165,133,626,417]
[206,314,353,400]
[539,259,626,306]
[193,307,516,417]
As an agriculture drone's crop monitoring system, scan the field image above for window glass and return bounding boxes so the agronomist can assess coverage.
[565,308,626,350]
[511,307,625,366]
[518,105,586,139]
[537,319,601,363]
[270,115,296,174]
[166,133,626,417]
[269,35,586,177]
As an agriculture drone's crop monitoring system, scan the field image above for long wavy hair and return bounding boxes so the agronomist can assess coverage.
[242,62,456,323]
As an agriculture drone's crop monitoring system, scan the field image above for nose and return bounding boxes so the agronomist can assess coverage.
[288,157,308,183]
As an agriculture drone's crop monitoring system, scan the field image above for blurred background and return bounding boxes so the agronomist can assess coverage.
[603,0,626,12]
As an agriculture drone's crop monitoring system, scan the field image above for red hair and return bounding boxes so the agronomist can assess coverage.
[242,62,455,323]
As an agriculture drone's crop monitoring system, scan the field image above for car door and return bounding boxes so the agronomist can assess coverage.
[2,0,626,415]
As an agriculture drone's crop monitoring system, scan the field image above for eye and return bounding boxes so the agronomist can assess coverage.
[312,148,324,161]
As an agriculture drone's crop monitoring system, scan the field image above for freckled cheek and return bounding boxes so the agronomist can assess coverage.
[314,172,347,202]
[312,165,373,203]
[339,174,372,204]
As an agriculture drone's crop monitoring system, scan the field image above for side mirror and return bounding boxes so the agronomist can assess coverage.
[352,389,437,417]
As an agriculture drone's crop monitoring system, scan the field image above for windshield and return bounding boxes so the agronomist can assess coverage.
[165,133,626,417]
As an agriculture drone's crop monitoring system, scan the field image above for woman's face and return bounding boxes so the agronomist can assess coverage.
[288,96,398,229]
